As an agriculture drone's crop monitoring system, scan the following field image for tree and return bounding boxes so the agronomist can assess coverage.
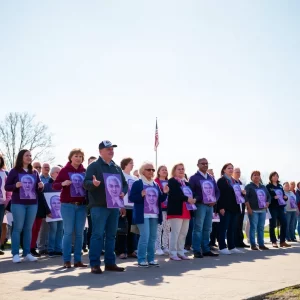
[0,112,54,169]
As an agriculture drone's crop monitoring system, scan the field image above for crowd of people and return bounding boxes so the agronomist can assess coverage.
[0,140,299,274]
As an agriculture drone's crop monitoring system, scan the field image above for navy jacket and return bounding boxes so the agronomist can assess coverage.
[129,179,167,225]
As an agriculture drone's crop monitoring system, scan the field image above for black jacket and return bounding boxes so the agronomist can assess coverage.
[216,176,240,213]
[36,191,51,218]
[266,183,287,209]
[167,178,192,216]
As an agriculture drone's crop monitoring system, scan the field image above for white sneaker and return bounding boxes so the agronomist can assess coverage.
[155,249,164,255]
[12,254,21,263]
[23,254,38,262]
[219,248,231,255]
[163,248,170,255]
[230,248,244,254]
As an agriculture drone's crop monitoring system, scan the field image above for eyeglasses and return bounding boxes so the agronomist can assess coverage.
[145,169,155,172]
[199,163,209,166]
[35,166,41,169]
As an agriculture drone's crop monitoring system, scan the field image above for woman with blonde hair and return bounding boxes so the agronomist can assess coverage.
[167,163,196,261]
[129,162,169,267]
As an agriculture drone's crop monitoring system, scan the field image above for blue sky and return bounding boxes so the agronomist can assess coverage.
[0,1,299,183]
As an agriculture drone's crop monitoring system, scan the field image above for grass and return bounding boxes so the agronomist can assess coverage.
[263,285,300,299]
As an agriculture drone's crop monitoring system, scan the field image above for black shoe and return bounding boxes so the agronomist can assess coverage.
[291,239,298,242]
[82,248,88,253]
[39,250,48,255]
[237,243,250,248]
[0,245,4,251]
[203,251,219,257]
[48,252,59,258]
[0,250,4,255]
[55,251,63,256]
[193,252,203,258]
[30,248,41,257]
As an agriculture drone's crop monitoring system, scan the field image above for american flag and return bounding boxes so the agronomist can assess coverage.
[154,118,159,151]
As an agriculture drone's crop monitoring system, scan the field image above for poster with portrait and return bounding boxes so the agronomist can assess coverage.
[124,178,135,207]
[0,171,6,203]
[103,173,124,208]
[232,184,245,204]
[19,174,36,200]
[212,213,220,222]
[44,192,62,222]
[289,194,297,209]
[256,189,267,208]
[69,172,86,197]
[274,189,285,206]
[181,186,197,210]
[200,180,216,204]
[144,186,159,214]
[161,180,168,207]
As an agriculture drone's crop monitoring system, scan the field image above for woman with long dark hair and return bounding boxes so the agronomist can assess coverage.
[266,172,291,248]
[217,163,243,255]
[154,165,171,255]
[5,149,44,263]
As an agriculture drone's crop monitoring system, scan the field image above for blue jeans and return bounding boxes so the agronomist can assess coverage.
[218,211,238,250]
[48,221,63,252]
[0,204,5,244]
[248,211,266,247]
[11,204,37,256]
[297,215,300,238]
[61,203,87,263]
[137,218,158,263]
[89,207,119,267]
[269,206,287,243]
[286,211,297,240]
[192,204,213,253]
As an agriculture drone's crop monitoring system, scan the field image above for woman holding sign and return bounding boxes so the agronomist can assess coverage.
[245,171,271,250]
[266,172,291,248]
[283,182,298,242]
[129,162,169,268]
[5,150,44,263]
[167,163,196,261]
[53,148,87,269]
[217,163,243,255]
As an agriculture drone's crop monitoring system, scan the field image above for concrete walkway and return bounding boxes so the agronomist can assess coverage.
[1,242,299,300]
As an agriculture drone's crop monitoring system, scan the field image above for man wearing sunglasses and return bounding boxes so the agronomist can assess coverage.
[189,158,220,258]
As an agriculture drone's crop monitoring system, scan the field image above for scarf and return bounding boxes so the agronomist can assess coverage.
[141,175,154,186]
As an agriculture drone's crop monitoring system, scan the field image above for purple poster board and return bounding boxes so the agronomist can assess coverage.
[103,173,124,208]
[69,172,85,197]
[126,178,135,205]
[161,180,168,207]
[289,195,297,209]
[200,180,216,204]
[44,192,62,222]
[232,184,244,204]
[181,186,197,210]
[144,185,159,214]
[19,174,36,200]
[274,189,285,206]
[256,189,266,208]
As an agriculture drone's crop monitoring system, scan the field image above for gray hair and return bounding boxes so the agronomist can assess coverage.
[50,166,61,175]
[139,161,154,176]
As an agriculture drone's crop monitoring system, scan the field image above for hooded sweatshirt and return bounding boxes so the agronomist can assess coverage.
[52,162,86,204]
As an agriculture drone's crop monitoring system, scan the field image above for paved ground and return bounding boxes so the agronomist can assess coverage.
[1,241,299,300]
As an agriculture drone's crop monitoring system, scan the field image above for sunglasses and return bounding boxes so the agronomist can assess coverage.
[145,168,155,172]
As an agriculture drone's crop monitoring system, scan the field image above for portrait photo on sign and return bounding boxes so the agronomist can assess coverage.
[144,186,159,214]
[103,173,124,208]
[44,192,62,222]
[200,180,216,204]
[256,189,267,208]
[19,174,36,200]
[69,172,85,197]
[0,172,5,200]
[161,180,168,206]
[181,186,197,210]
[232,184,244,204]
[274,189,285,205]
[289,195,297,209]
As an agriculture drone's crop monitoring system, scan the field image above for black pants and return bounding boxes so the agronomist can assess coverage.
[269,206,287,243]
[235,204,245,246]
[210,222,219,246]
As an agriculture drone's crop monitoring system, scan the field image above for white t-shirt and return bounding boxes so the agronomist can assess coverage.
[123,172,138,208]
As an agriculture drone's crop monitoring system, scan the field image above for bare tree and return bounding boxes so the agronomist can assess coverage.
[0,112,54,169]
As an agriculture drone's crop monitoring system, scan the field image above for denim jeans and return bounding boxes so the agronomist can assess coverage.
[218,211,238,250]
[185,217,194,247]
[286,211,297,240]
[89,207,119,267]
[297,215,300,238]
[11,204,37,256]
[192,204,213,253]
[137,218,158,263]
[248,211,266,247]
[0,204,5,244]
[48,221,63,252]
[269,206,287,243]
[61,203,87,263]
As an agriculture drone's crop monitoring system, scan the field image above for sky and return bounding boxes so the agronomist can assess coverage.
[0,1,299,183]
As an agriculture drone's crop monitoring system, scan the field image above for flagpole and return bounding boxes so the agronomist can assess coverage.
[155,144,158,170]
[154,117,159,170]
